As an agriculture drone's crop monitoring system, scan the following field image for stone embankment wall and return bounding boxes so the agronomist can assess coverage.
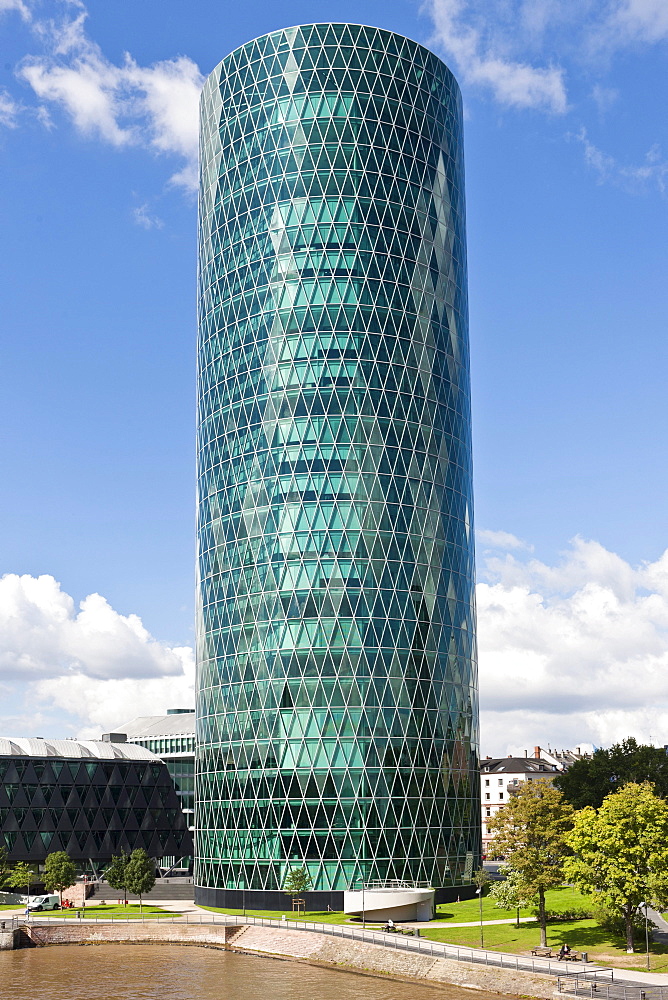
[0,928,16,951]
[17,922,558,998]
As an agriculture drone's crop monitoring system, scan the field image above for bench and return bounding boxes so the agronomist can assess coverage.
[559,951,582,962]
[531,947,554,957]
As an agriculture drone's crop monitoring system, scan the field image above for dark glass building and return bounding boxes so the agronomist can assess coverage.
[196,23,480,908]
[116,711,196,824]
[115,709,196,872]
[0,737,193,864]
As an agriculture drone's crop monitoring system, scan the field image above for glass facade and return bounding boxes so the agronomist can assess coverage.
[0,743,192,863]
[131,737,196,814]
[196,23,479,897]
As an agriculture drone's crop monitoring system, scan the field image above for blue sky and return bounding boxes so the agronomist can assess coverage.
[0,0,667,752]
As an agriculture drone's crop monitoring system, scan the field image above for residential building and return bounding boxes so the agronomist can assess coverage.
[196,24,479,909]
[480,746,591,853]
[0,737,192,867]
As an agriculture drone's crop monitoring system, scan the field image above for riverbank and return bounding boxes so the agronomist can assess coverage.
[8,920,559,998]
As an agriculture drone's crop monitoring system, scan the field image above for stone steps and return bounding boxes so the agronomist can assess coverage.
[91,882,194,902]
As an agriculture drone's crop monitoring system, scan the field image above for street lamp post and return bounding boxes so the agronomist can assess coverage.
[476,887,484,948]
[353,876,366,929]
[642,902,650,970]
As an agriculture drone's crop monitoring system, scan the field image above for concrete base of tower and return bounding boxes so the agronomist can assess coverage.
[194,885,344,911]
[434,884,478,904]
[194,883,477,912]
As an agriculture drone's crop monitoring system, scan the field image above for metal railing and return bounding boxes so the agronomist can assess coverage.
[558,977,668,1000]
[1,910,615,980]
[354,880,433,890]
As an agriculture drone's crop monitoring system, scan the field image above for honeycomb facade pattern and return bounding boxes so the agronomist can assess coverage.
[0,741,193,863]
[195,23,480,902]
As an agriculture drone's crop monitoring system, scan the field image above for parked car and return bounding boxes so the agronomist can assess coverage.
[27,894,60,911]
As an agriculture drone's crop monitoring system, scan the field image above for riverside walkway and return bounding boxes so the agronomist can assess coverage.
[4,907,668,996]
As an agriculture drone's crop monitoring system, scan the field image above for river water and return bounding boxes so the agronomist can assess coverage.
[0,943,514,1000]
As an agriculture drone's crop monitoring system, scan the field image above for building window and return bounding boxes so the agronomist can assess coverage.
[498,778,503,786]
[486,808,491,817]
[485,793,490,800]
[499,792,504,800]
[484,779,489,786]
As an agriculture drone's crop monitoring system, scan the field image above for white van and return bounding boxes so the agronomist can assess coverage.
[27,894,60,911]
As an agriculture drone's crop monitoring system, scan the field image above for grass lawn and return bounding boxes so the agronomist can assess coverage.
[423,909,668,973]
[435,885,591,923]
[42,904,179,919]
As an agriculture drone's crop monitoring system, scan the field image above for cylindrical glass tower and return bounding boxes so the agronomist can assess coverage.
[195,23,479,907]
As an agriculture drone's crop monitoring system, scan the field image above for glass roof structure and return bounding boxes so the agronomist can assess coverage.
[195,23,480,899]
[0,738,159,760]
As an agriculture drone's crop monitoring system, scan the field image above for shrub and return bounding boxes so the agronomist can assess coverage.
[592,905,655,940]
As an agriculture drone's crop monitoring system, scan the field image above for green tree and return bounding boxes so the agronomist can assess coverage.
[11,862,36,903]
[564,782,668,953]
[105,850,130,904]
[555,738,668,809]
[488,866,534,928]
[487,782,574,946]
[124,849,155,915]
[43,851,77,905]
[283,866,312,904]
[0,846,14,889]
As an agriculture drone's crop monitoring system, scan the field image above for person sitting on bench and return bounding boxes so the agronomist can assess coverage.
[558,943,571,961]
[384,919,395,932]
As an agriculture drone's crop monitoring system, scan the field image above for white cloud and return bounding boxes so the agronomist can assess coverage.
[133,203,164,230]
[0,573,190,681]
[34,667,195,740]
[571,126,668,192]
[0,0,31,20]
[0,572,194,737]
[424,0,568,113]
[0,89,20,126]
[602,0,668,46]
[477,537,668,754]
[423,1,668,116]
[17,4,203,190]
[5,533,668,751]
[476,529,533,551]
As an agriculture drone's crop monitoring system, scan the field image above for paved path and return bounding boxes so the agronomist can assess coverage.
[418,916,535,928]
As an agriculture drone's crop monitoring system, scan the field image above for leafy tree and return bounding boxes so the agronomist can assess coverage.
[11,862,36,902]
[124,849,155,915]
[564,782,668,953]
[473,867,491,893]
[0,846,14,889]
[43,851,77,905]
[472,867,492,947]
[105,851,130,904]
[555,738,668,809]
[487,782,574,946]
[283,866,312,899]
[488,866,534,928]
